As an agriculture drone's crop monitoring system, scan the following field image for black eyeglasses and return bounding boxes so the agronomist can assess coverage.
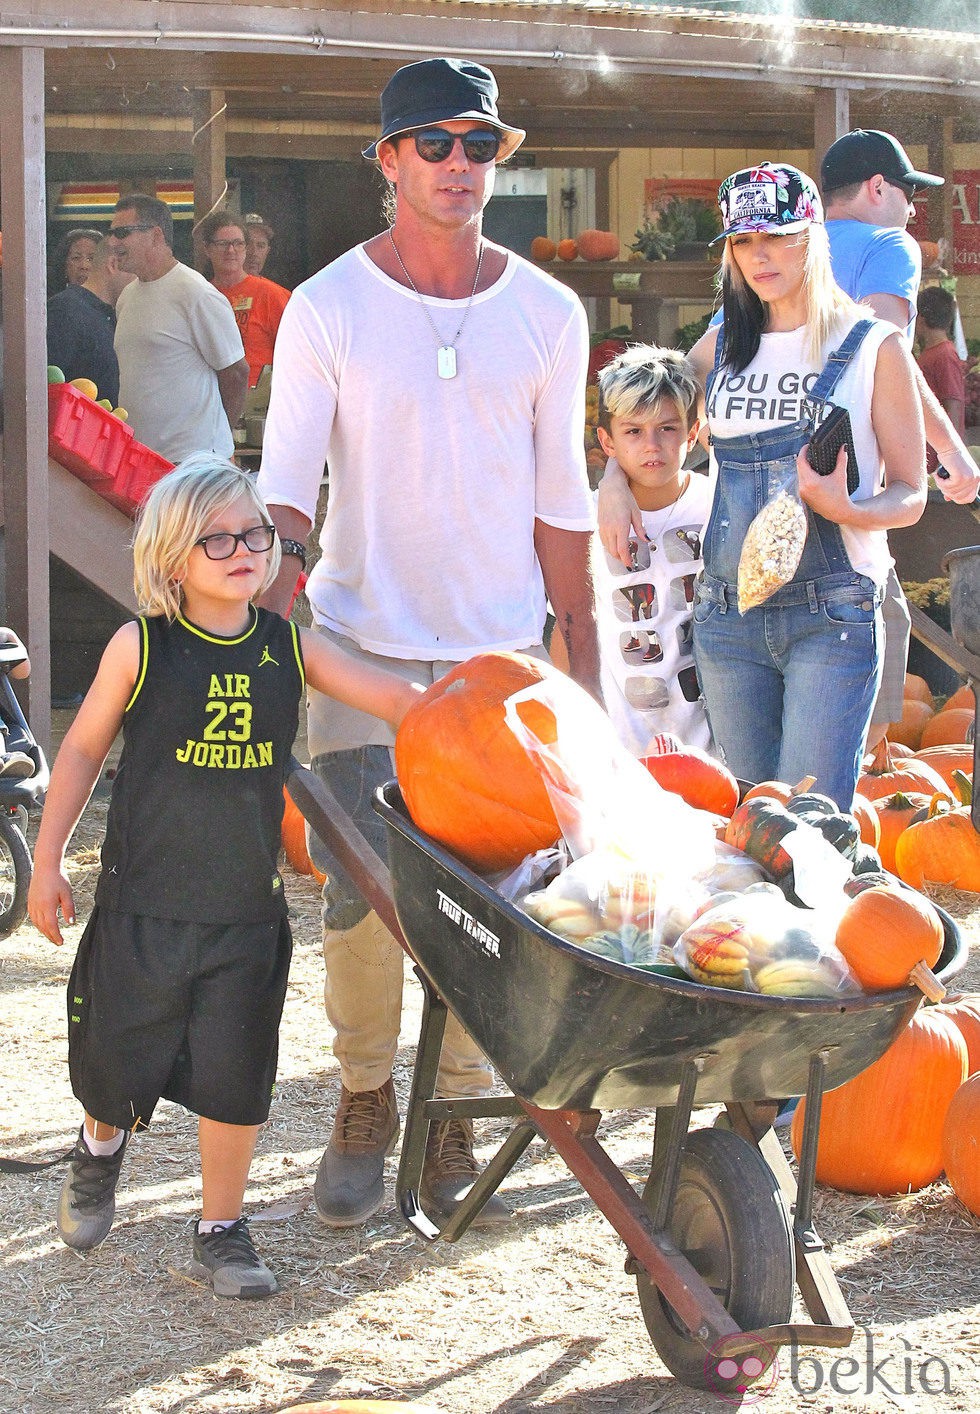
[407,127,501,164]
[194,524,276,560]
[109,223,156,240]
[209,238,247,251]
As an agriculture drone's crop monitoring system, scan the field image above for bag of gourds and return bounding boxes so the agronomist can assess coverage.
[673,883,860,997]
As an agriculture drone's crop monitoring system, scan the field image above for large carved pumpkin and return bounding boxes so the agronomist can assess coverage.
[394,651,567,871]
[790,1009,968,1194]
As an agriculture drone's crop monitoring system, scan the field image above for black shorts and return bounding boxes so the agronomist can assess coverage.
[67,907,292,1130]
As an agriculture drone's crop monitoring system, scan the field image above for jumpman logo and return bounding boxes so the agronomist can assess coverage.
[258,645,279,667]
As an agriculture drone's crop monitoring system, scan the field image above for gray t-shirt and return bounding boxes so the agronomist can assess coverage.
[114,262,244,463]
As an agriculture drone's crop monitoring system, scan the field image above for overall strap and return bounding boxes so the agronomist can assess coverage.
[705,321,728,401]
[809,318,874,406]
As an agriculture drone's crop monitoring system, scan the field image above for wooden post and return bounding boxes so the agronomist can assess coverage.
[813,86,849,175]
[927,117,956,253]
[191,88,227,272]
[0,45,51,751]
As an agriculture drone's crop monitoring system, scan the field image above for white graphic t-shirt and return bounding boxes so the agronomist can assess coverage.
[594,471,714,757]
[705,317,896,583]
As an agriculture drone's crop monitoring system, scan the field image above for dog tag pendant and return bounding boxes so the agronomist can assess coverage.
[437,346,457,380]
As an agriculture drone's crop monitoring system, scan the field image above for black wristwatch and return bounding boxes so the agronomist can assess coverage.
[279,538,307,570]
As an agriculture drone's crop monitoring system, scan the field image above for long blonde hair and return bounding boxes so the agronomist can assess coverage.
[133,455,281,619]
[720,223,860,371]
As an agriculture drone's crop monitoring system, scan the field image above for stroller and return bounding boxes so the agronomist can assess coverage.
[0,641,48,936]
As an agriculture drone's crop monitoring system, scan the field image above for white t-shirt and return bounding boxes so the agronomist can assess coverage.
[257,245,593,659]
[705,317,896,583]
[593,472,713,756]
[115,263,244,463]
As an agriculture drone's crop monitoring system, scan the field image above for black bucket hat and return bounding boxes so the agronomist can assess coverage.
[362,57,526,163]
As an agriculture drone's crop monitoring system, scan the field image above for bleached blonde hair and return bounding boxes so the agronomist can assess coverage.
[720,222,860,370]
[598,345,700,431]
[133,454,281,619]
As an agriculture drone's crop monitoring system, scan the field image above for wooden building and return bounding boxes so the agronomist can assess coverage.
[1,0,978,743]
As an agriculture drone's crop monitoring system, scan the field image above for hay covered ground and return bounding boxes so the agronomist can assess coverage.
[1,754,978,1414]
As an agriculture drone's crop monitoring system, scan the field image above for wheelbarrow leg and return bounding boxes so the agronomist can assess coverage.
[397,967,536,1242]
[724,1051,855,1346]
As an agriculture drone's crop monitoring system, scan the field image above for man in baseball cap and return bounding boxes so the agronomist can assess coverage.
[821,129,944,200]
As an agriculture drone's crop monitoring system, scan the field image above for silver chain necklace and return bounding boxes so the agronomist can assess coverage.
[388,228,484,380]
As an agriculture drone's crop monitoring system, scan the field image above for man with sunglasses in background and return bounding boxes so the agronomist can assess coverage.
[258,57,598,1234]
[820,130,979,750]
[110,195,248,464]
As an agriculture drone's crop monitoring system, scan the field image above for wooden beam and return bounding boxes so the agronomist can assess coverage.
[192,87,227,267]
[813,86,849,174]
[0,45,51,751]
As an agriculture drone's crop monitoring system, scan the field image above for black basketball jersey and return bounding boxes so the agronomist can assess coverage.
[96,606,304,924]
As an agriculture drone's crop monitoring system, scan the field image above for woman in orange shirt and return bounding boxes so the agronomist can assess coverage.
[198,212,290,387]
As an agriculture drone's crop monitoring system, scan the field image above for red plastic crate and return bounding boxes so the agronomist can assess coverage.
[48,382,134,485]
[100,438,175,516]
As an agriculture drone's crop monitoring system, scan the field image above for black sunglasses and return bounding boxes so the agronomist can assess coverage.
[407,127,501,164]
[886,177,917,202]
[194,524,276,560]
[110,223,156,240]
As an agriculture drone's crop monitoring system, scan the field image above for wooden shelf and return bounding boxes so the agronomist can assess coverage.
[544,259,719,340]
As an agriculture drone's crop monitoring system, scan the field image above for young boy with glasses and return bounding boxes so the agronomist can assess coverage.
[28,456,421,1299]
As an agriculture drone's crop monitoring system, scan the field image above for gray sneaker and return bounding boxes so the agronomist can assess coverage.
[190,1218,278,1299]
[57,1126,127,1250]
[314,1079,399,1227]
[420,1117,513,1228]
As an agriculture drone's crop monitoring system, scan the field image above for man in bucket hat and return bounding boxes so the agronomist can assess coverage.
[258,58,598,1231]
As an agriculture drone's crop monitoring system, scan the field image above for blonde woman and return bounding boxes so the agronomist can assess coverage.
[600,163,925,806]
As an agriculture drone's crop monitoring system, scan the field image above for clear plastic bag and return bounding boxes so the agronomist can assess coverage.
[737,464,808,613]
[673,885,860,997]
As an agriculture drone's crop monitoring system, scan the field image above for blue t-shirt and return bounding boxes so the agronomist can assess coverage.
[710,219,921,341]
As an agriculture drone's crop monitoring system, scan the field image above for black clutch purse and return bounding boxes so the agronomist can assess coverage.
[806,405,859,496]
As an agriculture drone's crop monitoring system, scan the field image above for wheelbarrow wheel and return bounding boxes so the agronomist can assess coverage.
[636,1126,794,1392]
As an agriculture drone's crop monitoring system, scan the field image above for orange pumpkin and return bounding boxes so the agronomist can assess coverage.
[740,775,816,805]
[919,707,974,748]
[530,235,557,261]
[903,672,935,709]
[790,1008,968,1194]
[834,884,944,997]
[886,696,934,749]
[895,797,980,893]
[641,733,739,817]
[871,791,931,872]
[556,238,578,261]
[942,1075,980,1217]
[913,744,974,790]
[856,737,949,802]
[939,994,980,1074]
[394,651,569,871]
[576,228,620,262]
[850,794,880,848]
[941,683,975,714]
[281,786,326,884]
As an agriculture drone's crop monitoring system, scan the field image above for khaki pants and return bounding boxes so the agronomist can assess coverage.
[307,628,548,1100]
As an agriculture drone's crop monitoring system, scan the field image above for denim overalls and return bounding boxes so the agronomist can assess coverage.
[693,320,882,807]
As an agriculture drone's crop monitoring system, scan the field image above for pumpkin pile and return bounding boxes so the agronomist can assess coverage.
[886,672,975,751]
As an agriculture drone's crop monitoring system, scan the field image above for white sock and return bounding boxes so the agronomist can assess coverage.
[197,1218,240,1235]
[82,1124,124,1157]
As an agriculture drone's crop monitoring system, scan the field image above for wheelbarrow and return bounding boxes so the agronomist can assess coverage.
[943,536,980,830]
[286,762,966,1394]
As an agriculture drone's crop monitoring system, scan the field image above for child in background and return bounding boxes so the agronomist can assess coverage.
[916,286,966,480]
[593,346,712,756]
[28,456,421,1300]
[0,626,35,777]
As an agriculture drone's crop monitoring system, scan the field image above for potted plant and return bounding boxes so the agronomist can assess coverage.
[631,197,722,262]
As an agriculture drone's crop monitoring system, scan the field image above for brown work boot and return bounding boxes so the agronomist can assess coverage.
[314,1079,399,1227]
[419,1117,512,1228]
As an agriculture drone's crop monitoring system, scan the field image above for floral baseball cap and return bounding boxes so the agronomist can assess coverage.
[712,163,823,244]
